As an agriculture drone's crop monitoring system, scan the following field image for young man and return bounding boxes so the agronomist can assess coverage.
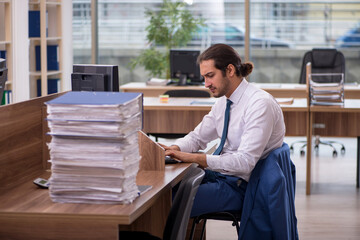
[162,44,285,217]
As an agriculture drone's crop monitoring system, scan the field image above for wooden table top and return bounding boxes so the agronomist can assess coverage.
[310,99,360,112]
[121,82,360,99]
[121,82,307,90]
[0,163,192,225]
[143,97,308,112]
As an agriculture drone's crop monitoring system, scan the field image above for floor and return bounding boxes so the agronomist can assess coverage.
[203,137,360,240]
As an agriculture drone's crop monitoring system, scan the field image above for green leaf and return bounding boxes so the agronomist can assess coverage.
[130,48,167,78]
[131,0,204,78]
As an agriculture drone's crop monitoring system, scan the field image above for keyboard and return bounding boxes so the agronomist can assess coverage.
[165,155,181,164]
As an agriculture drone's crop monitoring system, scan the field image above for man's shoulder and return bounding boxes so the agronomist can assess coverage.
[245,85,273,103]
[247,83,271,97]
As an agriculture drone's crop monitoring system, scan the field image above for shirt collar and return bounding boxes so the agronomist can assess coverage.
[228,78,248,105]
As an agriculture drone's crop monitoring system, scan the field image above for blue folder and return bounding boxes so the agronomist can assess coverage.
[0,51,6,59]
[29,11,48,38]
[35,45,59,71]
[46,91,143,106]
[37,79,59,97]
[29,11,41,38]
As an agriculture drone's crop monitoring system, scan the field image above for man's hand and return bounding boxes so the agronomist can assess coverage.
[158,143,208,168]
[158,143,180,151]
[165,149,208,168]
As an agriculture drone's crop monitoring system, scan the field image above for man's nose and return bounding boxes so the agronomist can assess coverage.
[204,78,211,88]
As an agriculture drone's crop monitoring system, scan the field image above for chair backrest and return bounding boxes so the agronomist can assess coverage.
[299,48,345,84]
[164,89,211,98]
[163,164,205,240]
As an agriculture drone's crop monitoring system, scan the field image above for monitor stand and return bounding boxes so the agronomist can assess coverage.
[166,76,204,86]
[178,74,187,86]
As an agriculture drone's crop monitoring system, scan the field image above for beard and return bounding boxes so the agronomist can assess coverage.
[212,76,231,98]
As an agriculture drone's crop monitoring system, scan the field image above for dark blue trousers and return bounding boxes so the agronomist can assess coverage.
[190,170,247,217]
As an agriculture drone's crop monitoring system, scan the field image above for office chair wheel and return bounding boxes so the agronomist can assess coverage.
[300,150,305,156]
[341,147,345,155]
[333,151,338,158]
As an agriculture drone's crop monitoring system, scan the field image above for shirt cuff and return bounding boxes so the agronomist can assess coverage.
[206,154,221,169]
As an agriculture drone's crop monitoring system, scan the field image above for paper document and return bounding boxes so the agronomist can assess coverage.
[46,92,143,204]
[190,100,216,105]
[146,78,170,86]
[276,98,294,105]
[309,75,344,106]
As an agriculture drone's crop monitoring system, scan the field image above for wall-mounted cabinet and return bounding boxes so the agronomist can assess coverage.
[29,0,62,98]
[0,0,12,104]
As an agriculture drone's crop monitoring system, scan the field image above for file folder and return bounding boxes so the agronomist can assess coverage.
[29,10,48,37]
[35,45,59,71]
[0,50,6,59]
[37,78,60,97]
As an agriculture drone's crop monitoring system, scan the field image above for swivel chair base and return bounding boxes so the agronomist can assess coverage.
[290,136,345,157]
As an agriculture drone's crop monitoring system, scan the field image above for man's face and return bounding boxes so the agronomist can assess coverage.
[200,59,231,98]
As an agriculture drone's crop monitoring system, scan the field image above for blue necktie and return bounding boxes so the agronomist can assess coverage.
[213,99,232,155]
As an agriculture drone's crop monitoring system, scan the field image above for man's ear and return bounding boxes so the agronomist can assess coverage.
[226,64,236,77]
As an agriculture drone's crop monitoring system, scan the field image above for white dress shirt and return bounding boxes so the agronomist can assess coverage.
[174,79,285,181]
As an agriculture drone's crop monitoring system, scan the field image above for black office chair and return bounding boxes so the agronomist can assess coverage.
[119,164,205,240]
[189,210,242,240]
[290,48,346,157]
[151,89,211,141]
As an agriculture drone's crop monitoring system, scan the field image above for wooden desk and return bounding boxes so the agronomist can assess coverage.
[307,100,360,194]
[120,82,211,97]
[120,82,360,99]
[0,165,191,240]
[0,93,193,240]
[143,97,308,137]
[254,83,360,99]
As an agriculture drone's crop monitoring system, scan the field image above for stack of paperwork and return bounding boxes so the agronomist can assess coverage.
[46,91,143,204]
[309,73,344,106]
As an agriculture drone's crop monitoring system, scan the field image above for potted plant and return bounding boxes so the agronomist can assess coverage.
[131,0,203,79]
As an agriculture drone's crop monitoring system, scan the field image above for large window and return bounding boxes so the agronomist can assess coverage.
[73,0,360,85]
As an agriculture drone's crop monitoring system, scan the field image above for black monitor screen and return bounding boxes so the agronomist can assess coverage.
[170,50,202,86]
[71,64,119,92]
[0,58,7,100]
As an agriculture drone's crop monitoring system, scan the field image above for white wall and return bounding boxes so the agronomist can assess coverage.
[61,0,73,92]
[12,1,29,103]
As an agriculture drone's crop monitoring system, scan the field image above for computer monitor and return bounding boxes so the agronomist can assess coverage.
[170,50,202,86]
[71,64,119,92]
[0,58,7,101]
